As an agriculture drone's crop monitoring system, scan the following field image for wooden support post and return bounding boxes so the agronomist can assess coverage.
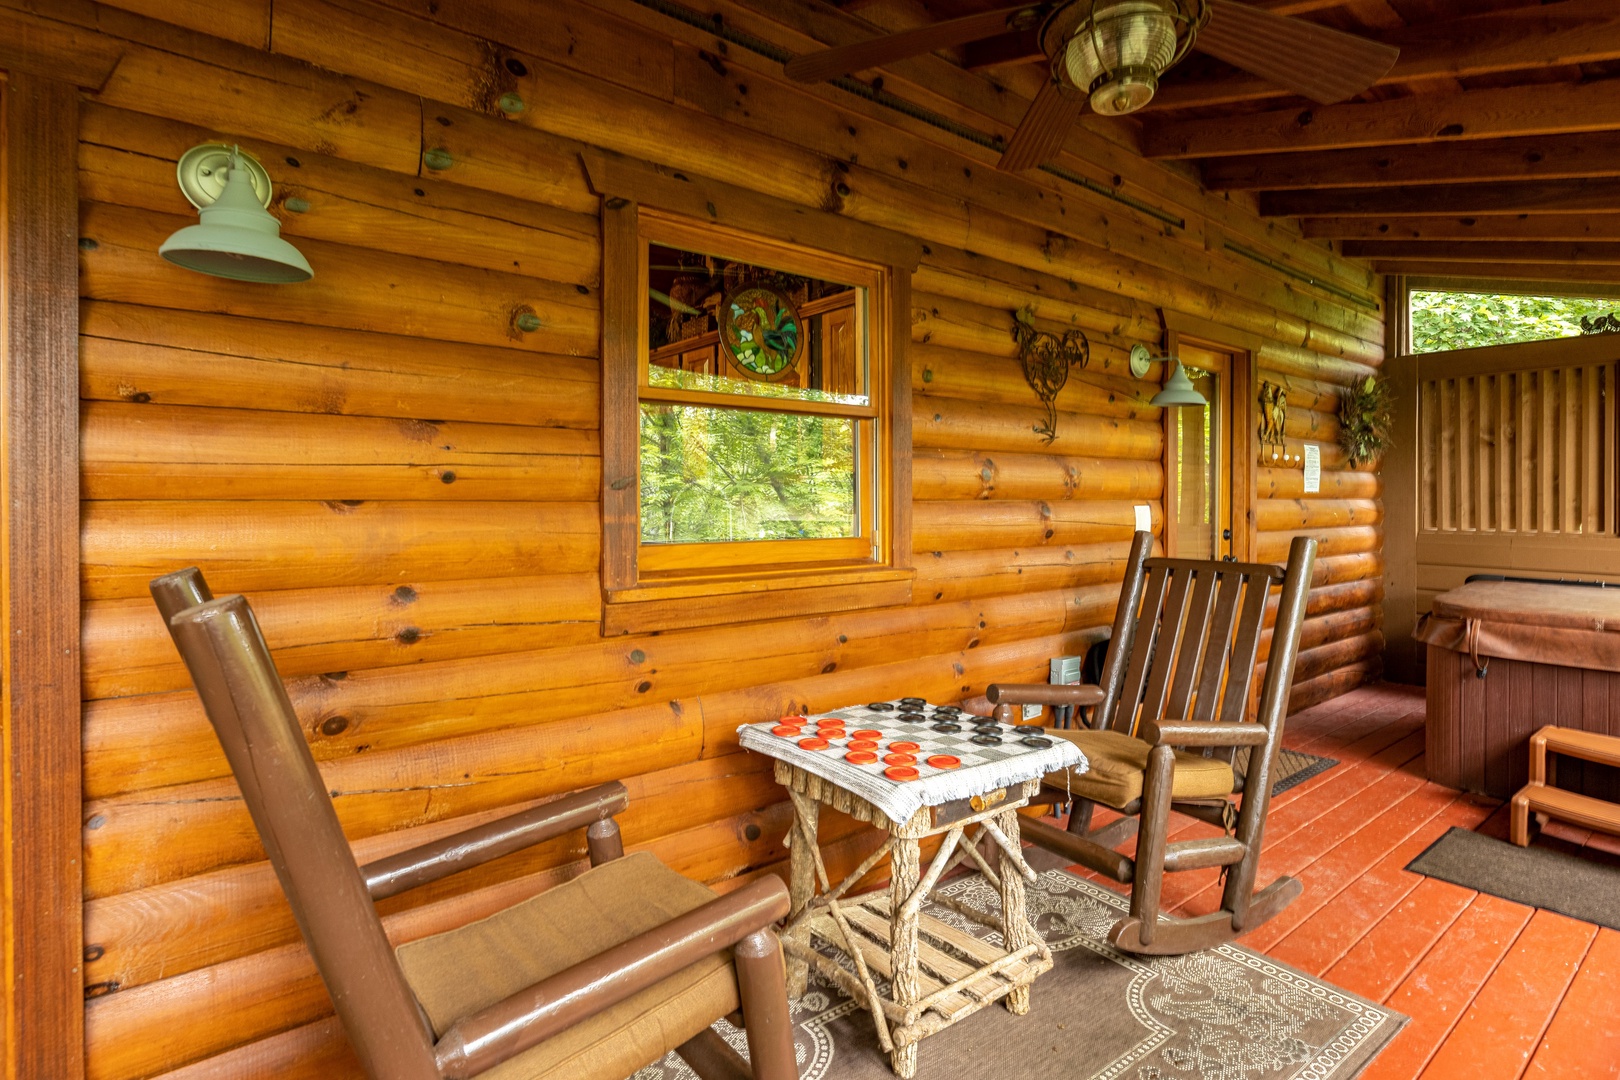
[1,73,84,1080]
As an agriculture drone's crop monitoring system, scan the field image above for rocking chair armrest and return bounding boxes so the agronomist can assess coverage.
[985,683,1105,708]
[1140,718,1269,748]
[362,782,629,901]
[432,876,792,1079]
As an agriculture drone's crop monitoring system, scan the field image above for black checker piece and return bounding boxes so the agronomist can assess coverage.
[931,723,962,733]
[971,734,1004,745]
[1020,735,1054,748]
[865,702,894,711]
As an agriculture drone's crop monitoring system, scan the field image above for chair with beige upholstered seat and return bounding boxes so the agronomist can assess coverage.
[986,530,1317,956]
[150,567,798,1080]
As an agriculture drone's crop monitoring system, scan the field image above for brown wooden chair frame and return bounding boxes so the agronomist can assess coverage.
[151,568,798,1080]
[987,531,1317,955]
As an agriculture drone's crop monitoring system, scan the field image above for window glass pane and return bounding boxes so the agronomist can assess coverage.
[647,242,869,406]
[639,404,858,543]
[1173,367,1219,560]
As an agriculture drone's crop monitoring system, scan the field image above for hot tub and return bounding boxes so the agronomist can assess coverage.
[1414,580,1620,801]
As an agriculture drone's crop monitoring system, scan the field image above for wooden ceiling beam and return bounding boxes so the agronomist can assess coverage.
[1152,0,1620,113]
[1369,260,1620,285]
[1345,240,1620,266]
[1302,215,1620,242]
[1201,130,1620,191]
[1142,79,1620,159]
[1260,178,1620,218]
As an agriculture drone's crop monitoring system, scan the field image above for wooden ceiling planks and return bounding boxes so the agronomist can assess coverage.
[908,0,1620,286]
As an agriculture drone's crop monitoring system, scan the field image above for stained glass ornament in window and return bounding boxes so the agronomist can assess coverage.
[721,285,804,380]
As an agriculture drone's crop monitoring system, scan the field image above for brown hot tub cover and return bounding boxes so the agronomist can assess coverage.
[1414,581,1620,674]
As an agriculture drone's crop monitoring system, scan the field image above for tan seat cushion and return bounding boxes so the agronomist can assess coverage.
[1051,728,1236,810]
[395,851,739,1080]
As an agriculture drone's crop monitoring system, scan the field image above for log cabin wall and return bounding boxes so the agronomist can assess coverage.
[41,0,1383,1074]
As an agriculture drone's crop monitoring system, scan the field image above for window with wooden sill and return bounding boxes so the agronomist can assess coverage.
[585,152,919,635]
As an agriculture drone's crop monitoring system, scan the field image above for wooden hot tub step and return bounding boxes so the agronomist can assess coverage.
[1512,726,1620,845]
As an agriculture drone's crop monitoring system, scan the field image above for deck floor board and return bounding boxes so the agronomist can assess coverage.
[1049,682,1620,1079]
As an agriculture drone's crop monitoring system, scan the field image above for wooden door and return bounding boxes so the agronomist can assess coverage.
[1165,342,1235,560]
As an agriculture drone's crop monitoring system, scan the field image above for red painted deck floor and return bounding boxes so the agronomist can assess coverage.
[1051,682,1620,1080]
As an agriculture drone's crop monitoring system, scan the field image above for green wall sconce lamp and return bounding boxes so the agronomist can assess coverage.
[1130,343,1206,408]
[160,144,313,283]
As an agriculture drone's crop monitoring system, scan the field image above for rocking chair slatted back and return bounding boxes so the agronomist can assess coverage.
[152,576,443,1080]
[1094,534,1289,740]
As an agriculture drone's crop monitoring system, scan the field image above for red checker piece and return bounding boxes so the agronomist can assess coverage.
[844,751,878,764]
[926,755,961,770]
[851,729,883,740]
[883,753,916,766]
[797,737,831,751]
[847,739,879,751]
[888,741,920,753]
[815,720,846,730]
[884,765,920,782]
[782,715,808,723]
[771,724,803,737]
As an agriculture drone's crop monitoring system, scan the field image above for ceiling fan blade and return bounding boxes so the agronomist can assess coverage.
[784,5,1040,83]
[1195,0,1400,105]
[998,78,1080,172]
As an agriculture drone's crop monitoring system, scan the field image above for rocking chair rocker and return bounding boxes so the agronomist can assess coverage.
[986,531,1317,956]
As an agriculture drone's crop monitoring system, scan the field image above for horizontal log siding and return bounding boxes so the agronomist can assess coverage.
[55,0,1384,1074]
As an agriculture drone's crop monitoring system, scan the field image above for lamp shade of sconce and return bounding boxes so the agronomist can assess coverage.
[1128,345,1207,408]
[1150,358,1207,408]
[160,144,312,283]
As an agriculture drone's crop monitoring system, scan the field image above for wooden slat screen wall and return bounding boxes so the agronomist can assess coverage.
[1419,362,1617,536]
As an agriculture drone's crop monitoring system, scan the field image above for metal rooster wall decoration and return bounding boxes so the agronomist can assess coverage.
[1011,307,1090,444]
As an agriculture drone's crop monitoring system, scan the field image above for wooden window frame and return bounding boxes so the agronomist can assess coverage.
[584,152,919,636]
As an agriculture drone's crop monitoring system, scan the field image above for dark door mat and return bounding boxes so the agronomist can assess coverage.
[1234,746,1340,796]
[1406,826,1620,930]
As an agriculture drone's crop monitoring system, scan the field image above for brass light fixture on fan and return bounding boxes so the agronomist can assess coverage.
[783,0,1399,172]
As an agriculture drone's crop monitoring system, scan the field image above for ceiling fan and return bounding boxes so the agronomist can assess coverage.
[783,1,1399,172]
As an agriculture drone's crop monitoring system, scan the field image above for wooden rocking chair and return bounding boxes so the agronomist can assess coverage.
[151,568,798,1080]
[986,531,1317,955]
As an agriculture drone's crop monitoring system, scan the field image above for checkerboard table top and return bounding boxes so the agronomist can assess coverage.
[738,698,1086,824]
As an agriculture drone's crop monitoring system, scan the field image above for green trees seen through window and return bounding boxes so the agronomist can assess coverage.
[639,404,857,543]
[1409,291,1618,354]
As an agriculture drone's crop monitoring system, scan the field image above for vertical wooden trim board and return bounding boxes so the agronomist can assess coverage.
[599,197,641,594]
[0,74,85,1080]
[1382,346,1420,684]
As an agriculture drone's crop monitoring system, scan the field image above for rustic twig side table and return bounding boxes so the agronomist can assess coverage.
[738,699,1086,1078]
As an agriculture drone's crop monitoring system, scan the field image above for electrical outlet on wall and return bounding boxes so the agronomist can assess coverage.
[1022,703,1043,721]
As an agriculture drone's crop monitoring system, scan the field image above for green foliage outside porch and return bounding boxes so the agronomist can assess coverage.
[1410,291,1619,353]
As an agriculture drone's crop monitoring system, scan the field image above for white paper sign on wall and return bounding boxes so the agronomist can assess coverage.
[1134,503,1152,534]
[1303,444,1321,494]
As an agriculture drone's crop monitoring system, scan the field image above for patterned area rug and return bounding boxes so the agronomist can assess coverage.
[637,854,1404,1080]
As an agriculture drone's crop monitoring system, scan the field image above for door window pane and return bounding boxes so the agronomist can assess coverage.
[1173,367,1220,559]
